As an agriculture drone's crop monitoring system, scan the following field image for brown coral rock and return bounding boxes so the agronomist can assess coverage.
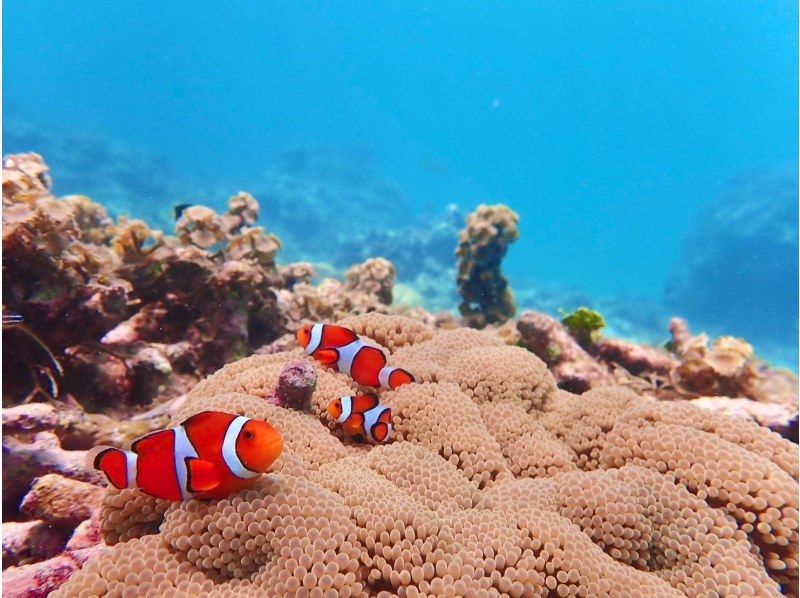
[456,204,519,327]
[2,520,66,567]
[20,473,105,528]
[594,337,678,376]
[2,153,52,202]
[517,310,615,393]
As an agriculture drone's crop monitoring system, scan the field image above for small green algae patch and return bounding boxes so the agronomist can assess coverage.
[560,307,606,345]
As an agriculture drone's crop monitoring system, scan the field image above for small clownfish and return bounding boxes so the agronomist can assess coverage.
[87,411,283,501]
[327,394,392,443]
[173,203,193,220]
[296,323,415,390]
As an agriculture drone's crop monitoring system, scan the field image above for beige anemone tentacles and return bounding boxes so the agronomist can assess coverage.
[57,344,798,597]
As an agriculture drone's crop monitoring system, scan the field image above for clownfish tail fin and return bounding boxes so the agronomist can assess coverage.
[369,421,392,443]
[87,445,137,490]
[379,366,416,390]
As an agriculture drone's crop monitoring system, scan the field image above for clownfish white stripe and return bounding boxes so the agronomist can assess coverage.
[222,416,259,480]
[306,323,324,355]
[173,425,198,499]
[337,396,353,424]
[126,451,138,488]
[378,367,393,389]
[363,404,387,432]
[336,340,365,376]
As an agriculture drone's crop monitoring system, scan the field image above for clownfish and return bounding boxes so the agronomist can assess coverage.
[86,411,283,501]
[296,323,415,390]
[327,394,392,443]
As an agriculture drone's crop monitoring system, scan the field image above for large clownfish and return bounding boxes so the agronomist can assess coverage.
[87,411,283,501]
[327,394,392,443]
[296,323,415,390]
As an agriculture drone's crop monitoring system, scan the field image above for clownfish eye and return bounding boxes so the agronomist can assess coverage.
[243,430,254,440]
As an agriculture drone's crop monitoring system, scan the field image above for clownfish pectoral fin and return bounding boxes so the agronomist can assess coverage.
[370,422,392,443]
[87,445,135,490]
[314,348,340,366]
[185,458,221,493]
[342,412,366,436]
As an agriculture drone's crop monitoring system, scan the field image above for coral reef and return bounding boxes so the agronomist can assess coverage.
[456,204,519,327]
[4,155,799,597]
[1,154,399,411]
[54,316,798,597]
[518,310,798,437]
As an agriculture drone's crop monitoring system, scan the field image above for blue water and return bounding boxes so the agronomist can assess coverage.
[3,1,798,365]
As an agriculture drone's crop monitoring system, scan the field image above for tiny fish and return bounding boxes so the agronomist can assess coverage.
[2,313,24,326]
[173,203,193,220]
[87,411,283,501]
[327,393,392,443]
[296,323,415,390]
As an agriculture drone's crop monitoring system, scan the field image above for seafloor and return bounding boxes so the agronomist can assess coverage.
[2,153,798,597]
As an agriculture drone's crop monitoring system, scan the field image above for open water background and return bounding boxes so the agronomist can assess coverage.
[3,1,798,366]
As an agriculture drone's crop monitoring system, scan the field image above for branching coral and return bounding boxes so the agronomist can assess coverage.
[55,318,798,597]
[2,154,409,412]
[456,204,519,327]
[2,154,290,409]
[343,257,395,305]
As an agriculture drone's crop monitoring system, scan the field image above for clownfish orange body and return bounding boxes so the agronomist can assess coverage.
[87,411,283,501]
[327,394,392,443]
[296,323,415,390]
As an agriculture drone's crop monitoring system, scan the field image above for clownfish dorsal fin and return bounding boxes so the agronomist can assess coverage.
[129,428,174,456]
[323,324,359,347]
[180,410,220,428]
[343,412,365,436]
[185,457,221,493]
[352,393,380,413]
[314,348,340,365]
